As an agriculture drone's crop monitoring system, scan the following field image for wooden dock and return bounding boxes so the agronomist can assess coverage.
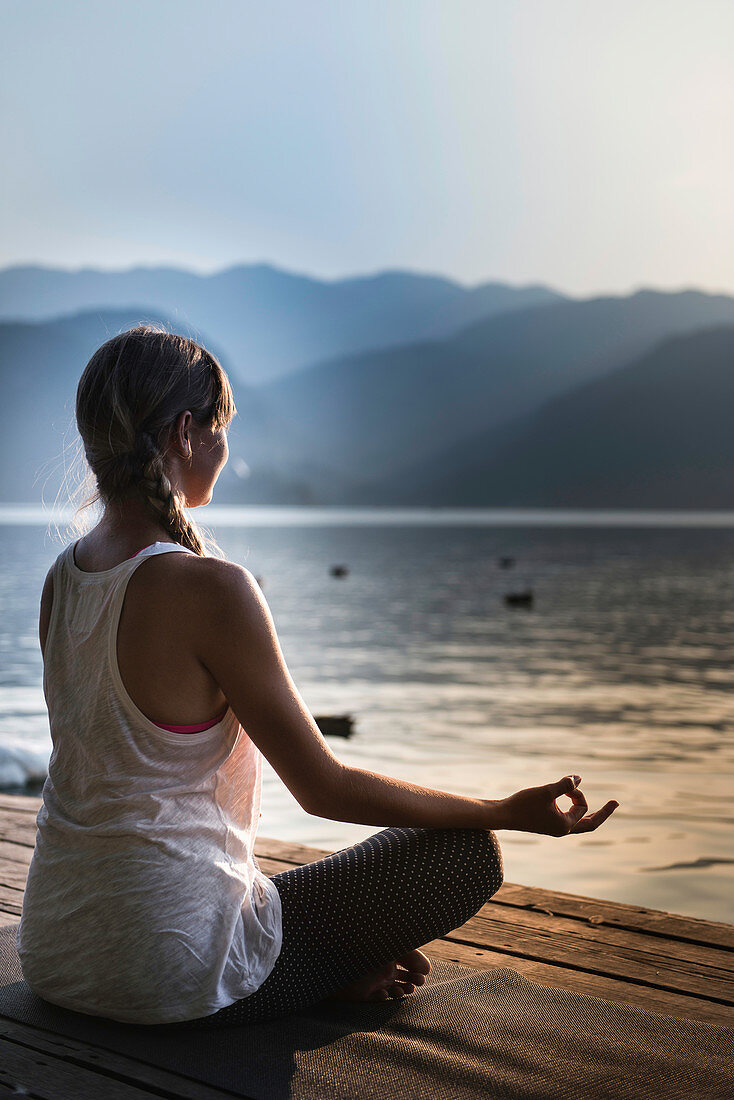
[0,793,732,1097]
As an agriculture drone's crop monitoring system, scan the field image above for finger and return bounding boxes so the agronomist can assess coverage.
[570,801,619,834]
[567,786,589,810]
[565,795,589,827]
[551,774,581,798]
[559,785,588,827]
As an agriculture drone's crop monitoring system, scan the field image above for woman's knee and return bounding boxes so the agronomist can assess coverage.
[455,828,504,899]
[400,825,504,900]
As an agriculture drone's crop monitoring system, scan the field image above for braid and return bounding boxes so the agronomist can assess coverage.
[136,432,206,556]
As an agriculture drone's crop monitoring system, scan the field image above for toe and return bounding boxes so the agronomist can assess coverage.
[398,950,431,977]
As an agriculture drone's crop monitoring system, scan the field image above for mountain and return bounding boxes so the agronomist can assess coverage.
[0,264,562,384]
[6,288,734,509]
[0,311,330,505]
[351,327,734,508]
[258,288,734,488]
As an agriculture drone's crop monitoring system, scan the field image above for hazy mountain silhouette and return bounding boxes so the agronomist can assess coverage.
[5,287,734,508]
[351,327,734,508]
[0,264,562,384]
[259,288,734,486]
[0,311,333,504]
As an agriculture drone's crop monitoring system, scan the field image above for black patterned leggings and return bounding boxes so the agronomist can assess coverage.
[170,825,503,1027]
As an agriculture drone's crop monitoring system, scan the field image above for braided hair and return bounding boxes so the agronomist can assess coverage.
[75,326,236,555]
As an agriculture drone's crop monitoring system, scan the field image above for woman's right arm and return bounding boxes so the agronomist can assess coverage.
[193,560,618,836]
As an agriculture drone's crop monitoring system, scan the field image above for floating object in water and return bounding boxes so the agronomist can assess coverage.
[314,714,355,738]
[498,556,515,569]
[504,590,534,608]
[330,565,349,577]
[255,576,264,588]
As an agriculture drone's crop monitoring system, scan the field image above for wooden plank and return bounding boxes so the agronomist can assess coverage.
[495,881,734,951]
[0,860,32,890]
[423,937,734,1027]
[255,836,331,866]
[446,907,734,1004]
[0,1017,249,1100]
[0,1034,166,1099]
[0,1085,27,1098]
[255,855,316,878]
[0,800,41,818]
[476,901,734,972]
[0,838,34,865]
[0,820,38,847]
[0,885,22,918]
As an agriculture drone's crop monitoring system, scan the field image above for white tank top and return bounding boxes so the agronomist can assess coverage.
[17,541,283,1024]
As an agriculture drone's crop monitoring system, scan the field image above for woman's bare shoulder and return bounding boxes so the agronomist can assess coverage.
[166,552,256,591]
[138,552,261,619]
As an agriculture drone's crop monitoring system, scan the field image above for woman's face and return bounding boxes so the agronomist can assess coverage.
[179,418,229,508]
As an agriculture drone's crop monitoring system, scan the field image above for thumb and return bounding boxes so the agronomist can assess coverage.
[552,775,581,798]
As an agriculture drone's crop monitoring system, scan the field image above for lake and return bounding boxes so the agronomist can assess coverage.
[1,506,732,923]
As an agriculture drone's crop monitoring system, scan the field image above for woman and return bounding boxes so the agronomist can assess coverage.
[17,327,618,1027]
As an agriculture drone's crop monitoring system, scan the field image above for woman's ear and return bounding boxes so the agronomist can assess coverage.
[173,410,193,459]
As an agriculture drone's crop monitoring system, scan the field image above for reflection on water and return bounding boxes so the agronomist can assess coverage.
[0,516,732,923]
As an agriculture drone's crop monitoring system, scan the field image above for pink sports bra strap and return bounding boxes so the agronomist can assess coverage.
[154,710,228,734]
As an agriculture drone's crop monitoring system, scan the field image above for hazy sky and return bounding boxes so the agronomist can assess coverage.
[2,0,733,295]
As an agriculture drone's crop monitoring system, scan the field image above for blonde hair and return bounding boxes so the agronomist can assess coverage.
[74,325,236,556]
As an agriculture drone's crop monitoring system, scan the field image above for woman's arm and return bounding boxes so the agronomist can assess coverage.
[193,560,618,836]
[39,567,54,659]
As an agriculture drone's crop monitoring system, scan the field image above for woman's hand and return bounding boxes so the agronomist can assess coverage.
[497,775,619,836]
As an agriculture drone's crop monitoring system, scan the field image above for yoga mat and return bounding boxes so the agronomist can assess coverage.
[0,924,730,1099]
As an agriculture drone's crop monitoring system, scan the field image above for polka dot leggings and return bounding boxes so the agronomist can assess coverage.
[171,825,503,1027]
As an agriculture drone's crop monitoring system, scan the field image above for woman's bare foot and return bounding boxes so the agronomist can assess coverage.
[326,949,431,1003]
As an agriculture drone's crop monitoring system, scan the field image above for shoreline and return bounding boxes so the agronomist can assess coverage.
[8,502,734,528]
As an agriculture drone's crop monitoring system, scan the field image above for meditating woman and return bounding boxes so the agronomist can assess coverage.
[17,327,619,1026]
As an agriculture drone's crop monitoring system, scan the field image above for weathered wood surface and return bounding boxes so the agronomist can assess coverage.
[0,794,731,1097]
[0,1016,244,1100]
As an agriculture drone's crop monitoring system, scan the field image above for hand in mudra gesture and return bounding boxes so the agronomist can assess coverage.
[501,775,619,836]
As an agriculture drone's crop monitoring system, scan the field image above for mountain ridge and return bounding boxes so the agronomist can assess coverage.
[0,263,563,384]
[349,325,734,508]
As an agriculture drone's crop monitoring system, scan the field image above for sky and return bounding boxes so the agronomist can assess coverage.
[1,0,733,296]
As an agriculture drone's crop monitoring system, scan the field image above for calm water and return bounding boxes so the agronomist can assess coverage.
[1,508,732,923]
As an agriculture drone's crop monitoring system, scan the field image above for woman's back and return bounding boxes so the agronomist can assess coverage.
[17,540,282,1025]
[61,532,229,730]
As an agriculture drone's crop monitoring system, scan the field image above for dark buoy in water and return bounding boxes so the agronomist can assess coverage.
[330,565,349,577]
[504,590,534,608]
[498,556,515,569]
[314,714,355,738]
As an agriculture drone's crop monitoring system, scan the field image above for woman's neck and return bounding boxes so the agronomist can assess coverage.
[76,501,176,568]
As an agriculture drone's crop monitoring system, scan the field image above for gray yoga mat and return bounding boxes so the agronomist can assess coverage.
[0,924,731,1099]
